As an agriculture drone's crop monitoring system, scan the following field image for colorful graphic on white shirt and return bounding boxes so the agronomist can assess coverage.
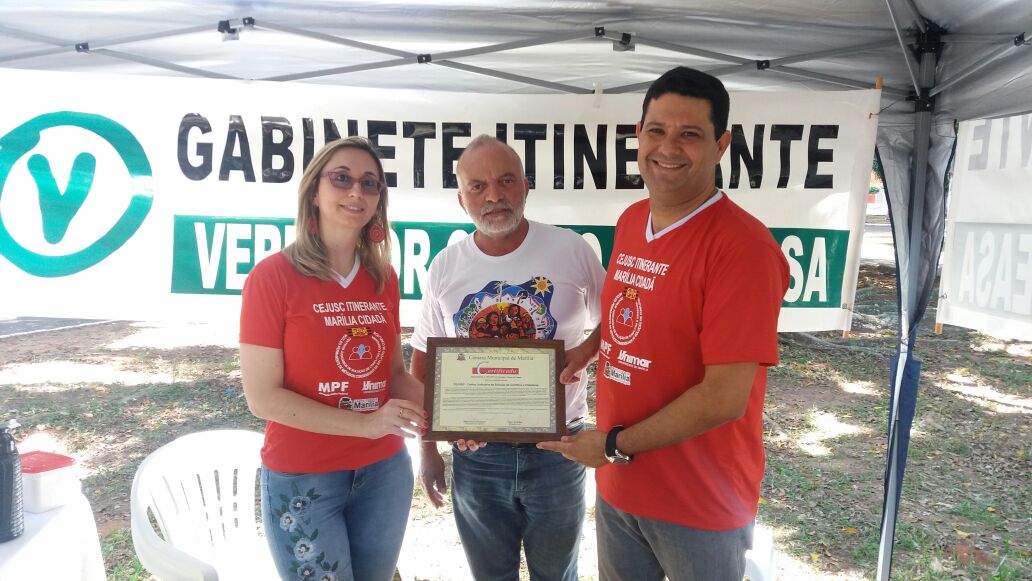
[452,278,558,340]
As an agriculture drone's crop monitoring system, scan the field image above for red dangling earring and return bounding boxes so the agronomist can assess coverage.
[307,212,319,235]
[368,221,385,243]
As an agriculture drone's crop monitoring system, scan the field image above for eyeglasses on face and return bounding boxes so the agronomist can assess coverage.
[321,169,384,196]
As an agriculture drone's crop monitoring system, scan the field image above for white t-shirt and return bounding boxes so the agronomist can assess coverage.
[411,220,605,420]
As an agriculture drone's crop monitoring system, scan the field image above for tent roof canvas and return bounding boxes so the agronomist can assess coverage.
[1,1,1028,120]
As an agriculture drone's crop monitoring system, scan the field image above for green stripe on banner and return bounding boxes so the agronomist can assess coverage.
[171,216,295,295]
[171,216,846,308]
[771,228,849,308]
[389,221,616,299]
[391,221,472,299]
[170,217,615,297]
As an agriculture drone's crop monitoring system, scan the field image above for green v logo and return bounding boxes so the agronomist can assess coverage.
[29,153,96,244]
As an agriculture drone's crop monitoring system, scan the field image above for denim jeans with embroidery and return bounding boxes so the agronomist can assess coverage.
[260,448,413,581]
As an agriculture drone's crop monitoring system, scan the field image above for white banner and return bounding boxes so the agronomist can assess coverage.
[0,68,879,330]
[937,114,1032,340]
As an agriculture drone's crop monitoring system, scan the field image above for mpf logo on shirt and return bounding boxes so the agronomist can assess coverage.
[318,381,350,394]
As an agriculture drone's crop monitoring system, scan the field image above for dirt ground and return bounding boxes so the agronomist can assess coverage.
[0,263,1029,580]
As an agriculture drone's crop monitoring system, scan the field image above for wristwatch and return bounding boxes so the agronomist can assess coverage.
[604,425,632,464]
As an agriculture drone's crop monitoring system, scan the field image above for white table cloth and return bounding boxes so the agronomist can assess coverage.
[0,491,105,580]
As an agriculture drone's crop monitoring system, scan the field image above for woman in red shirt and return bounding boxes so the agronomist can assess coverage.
[240,137,425,581]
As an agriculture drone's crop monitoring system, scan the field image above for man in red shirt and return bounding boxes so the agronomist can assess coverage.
[539,67,789,580]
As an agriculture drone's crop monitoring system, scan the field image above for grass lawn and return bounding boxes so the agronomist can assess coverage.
[1,264,1028,580]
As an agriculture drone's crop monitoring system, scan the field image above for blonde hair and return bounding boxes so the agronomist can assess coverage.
[284,137,393,293]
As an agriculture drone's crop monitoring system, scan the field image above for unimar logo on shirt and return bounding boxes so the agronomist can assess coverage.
[0,112,153,277]
[616,349,651,370]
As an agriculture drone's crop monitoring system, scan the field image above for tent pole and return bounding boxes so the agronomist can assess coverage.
[885,0,922,94]
[0,23,212,65]
[428,31,596,61]
[899,0,928,33]
[602,32,751,65]
[763,67,909,97]
[257,22,594,91]
[946,33,1028,43]
[604,30,910,96]
[906,51,937,328]
[930,31,1030,97]
[90,48,240,79]
[77,25,216,51]
[265,57,417,82]
[266,55,591,92]
[0,46,75,64]
[705,38,900,75]
[0,22,70,45]
[877,343,910,580]
[431,61,592,93]
[256,21,413,57]
[875,31,938,581]
[259,21,594,61]
[607,67,908,97]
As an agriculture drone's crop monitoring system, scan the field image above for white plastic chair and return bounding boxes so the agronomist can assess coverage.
[744,523,774,581]
[130,430,278,581]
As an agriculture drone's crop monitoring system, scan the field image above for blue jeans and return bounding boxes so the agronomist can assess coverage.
[260,448,414,581]
[596,495,753,581]
[451,440,585,581]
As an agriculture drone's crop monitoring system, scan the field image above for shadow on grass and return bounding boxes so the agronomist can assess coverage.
[3,270,1029,580]
[0,321,263,579]
[762,293,1031,580]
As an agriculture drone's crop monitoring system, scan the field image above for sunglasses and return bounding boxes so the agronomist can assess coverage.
[321,169,384,196]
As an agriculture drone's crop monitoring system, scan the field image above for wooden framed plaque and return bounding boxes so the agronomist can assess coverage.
[423,337,566,443]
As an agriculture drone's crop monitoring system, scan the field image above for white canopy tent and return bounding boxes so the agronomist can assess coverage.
[1,1,1030,578]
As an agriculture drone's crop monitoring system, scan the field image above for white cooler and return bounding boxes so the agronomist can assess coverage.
[20,451,80,513]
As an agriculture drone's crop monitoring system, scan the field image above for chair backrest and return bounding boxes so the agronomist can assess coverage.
[131,430,264,561]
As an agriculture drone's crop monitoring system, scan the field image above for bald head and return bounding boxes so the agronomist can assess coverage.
[457,135,526,181]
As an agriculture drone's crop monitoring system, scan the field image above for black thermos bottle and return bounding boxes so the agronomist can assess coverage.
[0,420,24,542]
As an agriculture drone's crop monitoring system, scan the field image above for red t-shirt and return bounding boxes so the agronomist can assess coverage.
[240,252,403,473]
[596,195,789,530]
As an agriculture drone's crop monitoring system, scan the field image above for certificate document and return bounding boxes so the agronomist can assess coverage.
[423,338,566,443]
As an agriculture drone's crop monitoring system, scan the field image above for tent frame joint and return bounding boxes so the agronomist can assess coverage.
[594,26,605,37]
[911,25,944,59]
[1016,32,1029,46]
[910,89,935,113]
[755,59,770,70]
[217,19,240,40]
[417,53,432,64]
[613,32,634,52]
[74,42,89,53]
